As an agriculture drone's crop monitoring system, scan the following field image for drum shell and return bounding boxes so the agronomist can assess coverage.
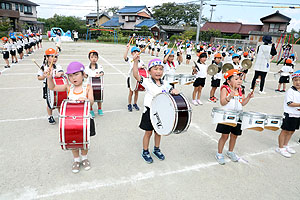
[264,115,282,131]
[53,77,68,108]
[179,74,196,85]
[240,112,266,131]
[211,107,240,127]
[164,74,180,84]
[173,94,191,133]
[91,77,103,102]
[59,100,90,150]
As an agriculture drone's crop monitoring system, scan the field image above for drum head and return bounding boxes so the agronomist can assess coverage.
[46,82,54,109]
[150,93,176,136]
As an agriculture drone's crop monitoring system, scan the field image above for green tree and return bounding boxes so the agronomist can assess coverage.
[106,7,119,15]
[153,2,207,26]
[141,25,149,31]
[0,18,12,37]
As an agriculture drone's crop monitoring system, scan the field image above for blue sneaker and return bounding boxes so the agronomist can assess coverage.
[141,151,153,164]
[133,104,140,111]
[226,151,238,162]
[152,148,165,161]
[98,109,104,115]
[128,104,132,112]
[215,153,225,165]
[90,110,95,118]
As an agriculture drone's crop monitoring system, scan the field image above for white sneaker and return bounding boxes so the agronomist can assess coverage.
[192,100,198,106]
[284,146,296,154]
[197,99,203,105]
[249,89,253,93]
[258,91,266,95]
[276,147,291,158]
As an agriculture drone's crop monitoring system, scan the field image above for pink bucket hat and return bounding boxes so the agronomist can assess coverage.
[66,62,85,74]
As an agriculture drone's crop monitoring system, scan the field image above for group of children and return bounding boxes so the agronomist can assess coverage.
[1,33,42,68]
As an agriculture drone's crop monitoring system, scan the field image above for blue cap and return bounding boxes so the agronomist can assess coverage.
[186,44,190,47]
[232,53,239,58]
[291,54,295,57]
[292,70,300,79]
[17,36,23,39]
[10,36,16,39]
[238,47,242,50]
[229,50,234,54]
[156,40,159,43]
[222,45,226,47]
[131,46,140,53]
[165,49,175,55]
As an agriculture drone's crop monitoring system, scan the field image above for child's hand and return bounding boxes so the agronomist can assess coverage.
[247,92,254,99]
[46,68,53,78]
[100,72,104,76]
[95,74,101,77]
[171,89,180,95]
[133,54,140,62]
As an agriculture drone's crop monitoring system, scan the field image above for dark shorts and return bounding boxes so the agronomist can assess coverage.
[10,50,16,56]
[211,78,221,87]
[242,69,248,74]
[148,46,152,50]
[3,51,9,59]
[281,113,300,131]
[90,118,96,136]
[197,49,200,53]
[216,123,242,136]
[139,107,154,131]
[193,77,205,87]
[17,47,23,54]
[30,42,35,47]
[177,52,180,56]
[74,38,78,42]
[152,48,155,51]
[25,44,30,49]
[279,76,290,83]
[186,54,191,60]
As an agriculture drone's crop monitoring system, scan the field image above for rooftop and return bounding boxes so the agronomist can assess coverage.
[135,19,158,28]
[117,6,147,14]
[4,0,39,6]
[101,17,124,27]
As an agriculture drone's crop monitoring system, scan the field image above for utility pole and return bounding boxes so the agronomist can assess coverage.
[196,0,204,44]
[96,0,99,27]
[209,4,216,22]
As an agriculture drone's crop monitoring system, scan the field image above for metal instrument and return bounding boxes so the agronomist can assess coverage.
[222,63,234,73]
[241,59,252,70]
[207,64,218,76]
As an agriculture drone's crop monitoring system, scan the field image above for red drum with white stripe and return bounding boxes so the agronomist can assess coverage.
[59,100,90,150]
[130,68,148,91]
[47,76,68,109]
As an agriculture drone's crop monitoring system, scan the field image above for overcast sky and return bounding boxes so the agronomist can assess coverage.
[34,0,300,32]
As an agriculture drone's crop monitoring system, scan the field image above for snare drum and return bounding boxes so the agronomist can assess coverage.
[59,100,90,150]
[91,77,103,102]
[163,74,180,84]
[211,107,241,127]
[130,68,148,91]
[150,93,192,136]
[179,74,196,85]
[265,115,283,131]
[240,112,267,131]
[46,76,68,109]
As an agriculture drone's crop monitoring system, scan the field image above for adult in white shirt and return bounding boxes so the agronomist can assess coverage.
[73,30,79,42]
[250,35,277,94]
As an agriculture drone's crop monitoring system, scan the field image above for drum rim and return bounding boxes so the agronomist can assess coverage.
[212,107,241,114]
[242,111,267,118]
[266,115,283,119]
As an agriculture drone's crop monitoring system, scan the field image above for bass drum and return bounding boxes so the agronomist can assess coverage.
[91,77,103,102]
[46,76,68,109]
[150,93,192,136]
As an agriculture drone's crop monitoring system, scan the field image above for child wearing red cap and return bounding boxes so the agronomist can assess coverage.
[132,56,179,164]
[85,50,104,116]
[37,48,64,125]
[208,53,223,103]
[47,61,96,173]
[215,69,253,165]
[275,59,293,93]
[1,37,10,68]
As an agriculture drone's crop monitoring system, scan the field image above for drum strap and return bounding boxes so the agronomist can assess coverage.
[167,61,175,69]
[221,85,243,97]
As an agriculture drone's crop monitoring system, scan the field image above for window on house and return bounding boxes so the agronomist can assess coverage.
[269,23,280,32]
[1,3,11,10]
[122,16,125,19]
[15,4,19,11]
[24,5,32,13]
[88,19,94,25]
[128,16,135,22]
[20,4,23,12]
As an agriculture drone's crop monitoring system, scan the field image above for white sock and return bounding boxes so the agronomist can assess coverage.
[74,157,80,162]
[81,155,88,161]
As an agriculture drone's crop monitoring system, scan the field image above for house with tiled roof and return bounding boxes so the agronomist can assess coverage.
[201,11,291,43]
[0,0,42,32]
[85,12,112,27]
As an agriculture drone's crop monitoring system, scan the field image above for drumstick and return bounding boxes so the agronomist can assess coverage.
[128,33,136,45]
[131,42,151,62]
[31,59,41,70]
[47,47,59,75]
[193,61,200,71]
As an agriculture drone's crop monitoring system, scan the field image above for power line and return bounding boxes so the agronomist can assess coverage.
[215,0,300,6]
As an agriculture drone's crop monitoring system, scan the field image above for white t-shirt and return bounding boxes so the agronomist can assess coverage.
[37,64,64,83]
[156,44,160,49]
[139,77,172,110]
[232,61,242,71]
[280,65,293,76]
[186,47,192,55]
[126,57,145,77]
[85,64,104,77]
[10,42,17,51]
[284,87,300,118]
[195,62,207,78]
[17,40,22,49]
[3,43,10,51]
[73,32,78,39]
[212,61,222,80]
[163,61,180,75]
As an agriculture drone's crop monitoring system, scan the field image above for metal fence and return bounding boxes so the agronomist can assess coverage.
[213,37,257,50]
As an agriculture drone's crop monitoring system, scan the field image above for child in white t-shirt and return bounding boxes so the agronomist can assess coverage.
[275,59,293,93]
[192,52,207,105]
[276,70,300,158]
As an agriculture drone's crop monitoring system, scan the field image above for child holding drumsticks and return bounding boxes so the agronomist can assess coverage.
[85,50,104,117]
[37,48,64,125]
[47,61,96,173]
[132,55,179,164]
[276,71,300,158]
[215,69,254,165]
